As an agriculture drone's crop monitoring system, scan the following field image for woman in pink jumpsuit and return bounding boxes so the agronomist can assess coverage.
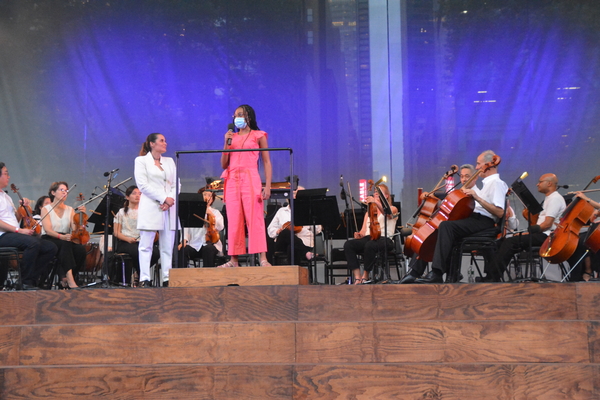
[218,104,272,267]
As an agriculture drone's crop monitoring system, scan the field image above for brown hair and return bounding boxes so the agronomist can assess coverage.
[48,181,69,202]
[139,133,162,156]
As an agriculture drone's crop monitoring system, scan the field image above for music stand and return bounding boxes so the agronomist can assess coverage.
[511,178,543,280]
[177,193,207,268]
[294,191,341,283]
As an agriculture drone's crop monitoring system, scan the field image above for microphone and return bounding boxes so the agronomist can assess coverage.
[340,175,344,187]
[227,123,235,146]
[558,185,569,189]
[104,168,119,177]
[400,226,413,237]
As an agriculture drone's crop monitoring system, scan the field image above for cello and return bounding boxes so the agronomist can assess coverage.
[404,165,458,257]
[366,180,382,241]
[410,155,501,262]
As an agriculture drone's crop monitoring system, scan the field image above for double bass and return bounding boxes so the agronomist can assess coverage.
[411,155,501,262]
[404,165,458,257]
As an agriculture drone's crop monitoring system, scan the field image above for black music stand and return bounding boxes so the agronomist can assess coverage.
[511,178,543,281]
[177,193,207,268]
[294,190,340,283]
[87,182,125,288]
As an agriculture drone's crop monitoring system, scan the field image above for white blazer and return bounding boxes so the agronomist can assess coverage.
[134,152,178,231]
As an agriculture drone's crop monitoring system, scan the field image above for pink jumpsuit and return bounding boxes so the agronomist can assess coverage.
[221,130,268,255]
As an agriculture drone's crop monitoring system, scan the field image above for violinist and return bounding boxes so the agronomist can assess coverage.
[418,150,508,283]
[33,196,51,217]
[566,192,600,281]
[267,186,322,264]
[40,181,87,289]
[113,185,159,283]
[180,189,224,268]
[481,173,566,282]
[0,163,57,290]
[400,164,476,284]
[343,183,398,284]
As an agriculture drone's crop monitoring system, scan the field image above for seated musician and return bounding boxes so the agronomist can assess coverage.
[113,185,159,283]
[418,150,507,283]
[180,189,224,268]
[566,192,600,281]
[0,162,57,290]
[343,183,398,284]
[33,196,51,217]
[482,173,566,282]
[400,163,476,284]
[267,186,322,264]
[40,181,87,289]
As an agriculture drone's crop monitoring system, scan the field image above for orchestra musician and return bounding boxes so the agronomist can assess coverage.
[343,183,398,284]
[267,186,322,264]
[218,104,272,268]
[482,173,566,282]
[400,163,477,284]
[180,189,224,268]
[0,163,57,290]
[566,191,600,281]
[417,150,508,283]
[40,181,87,289]
[135,133,178,288]
[113,185,159,284]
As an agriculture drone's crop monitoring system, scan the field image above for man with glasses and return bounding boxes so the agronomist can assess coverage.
[481,173,566,282]
[0,162,57,289]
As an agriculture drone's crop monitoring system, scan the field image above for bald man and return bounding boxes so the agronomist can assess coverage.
[483,173,566,282]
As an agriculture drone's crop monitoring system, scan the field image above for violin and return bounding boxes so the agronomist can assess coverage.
[282,221,302,234]
[410,155,501,261]
[71,193,90,245]
[10,184,41,235]
[367,180,381,241]
[404,165,458,257]
[205,212,220,244]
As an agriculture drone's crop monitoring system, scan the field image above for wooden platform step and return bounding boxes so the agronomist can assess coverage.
[169,265,309,287]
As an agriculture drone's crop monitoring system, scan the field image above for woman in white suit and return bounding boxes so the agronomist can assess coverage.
[134,133,177,287]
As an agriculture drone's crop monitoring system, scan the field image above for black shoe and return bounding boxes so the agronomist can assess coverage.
[21,283,38,291]
[416,270,443,284]
[139,280,152,288]
[399,274,417,284]
[162,281,169,287]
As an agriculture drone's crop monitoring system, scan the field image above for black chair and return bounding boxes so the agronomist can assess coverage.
[510,246,569,282]
[0,247,23,290]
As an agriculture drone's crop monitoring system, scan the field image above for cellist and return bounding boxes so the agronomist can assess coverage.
[566,191,600,281]
[483,173,566,282]
[418,150,508,283]
[400,163,477,284]
[343,183,398,284]
[180,189,224,268]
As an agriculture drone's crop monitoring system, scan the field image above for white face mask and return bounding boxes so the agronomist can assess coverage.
[234,117,247,129]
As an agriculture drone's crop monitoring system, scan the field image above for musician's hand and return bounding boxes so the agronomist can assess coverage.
[366,195,376,204]
[62,233,72,241]
[354,232,364,239]
[125,237,137,244]
[19,228,34,236]
[462,188,475,197]
[575,192,590,202]
[76,205,86,213]
[20,197,32,208]
[262,187,271,200]
[419,192,430,201]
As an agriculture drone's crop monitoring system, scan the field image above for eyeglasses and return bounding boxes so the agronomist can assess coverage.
[56,188,68,193]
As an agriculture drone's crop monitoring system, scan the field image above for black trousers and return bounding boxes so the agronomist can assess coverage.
[432,214,496,274]
[275,232,311,264]
[487,232,548,280]
[344,236,394,273]
[183,243,219,267]
[41,235,86,281]
[0,232,57,286]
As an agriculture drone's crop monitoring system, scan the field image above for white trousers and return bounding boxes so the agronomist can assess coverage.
[138,219,175,283]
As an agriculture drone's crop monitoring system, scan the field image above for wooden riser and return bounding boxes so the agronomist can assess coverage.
[169,265,309,287]
[1,283,599,399]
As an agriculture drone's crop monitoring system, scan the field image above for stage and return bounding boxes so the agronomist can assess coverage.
[1,280,599,399]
